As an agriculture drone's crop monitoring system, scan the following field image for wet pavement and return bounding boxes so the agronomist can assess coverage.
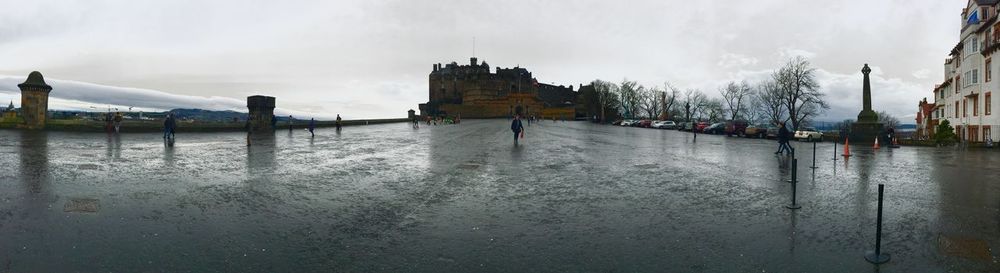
[1,120,998,272]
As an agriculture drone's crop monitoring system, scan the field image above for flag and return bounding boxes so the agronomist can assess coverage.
[968,10,980,25]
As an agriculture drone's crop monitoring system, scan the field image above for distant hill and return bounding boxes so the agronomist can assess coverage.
[168,108,246,122]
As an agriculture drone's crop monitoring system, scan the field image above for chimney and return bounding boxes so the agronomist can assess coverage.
[471,57,478,66]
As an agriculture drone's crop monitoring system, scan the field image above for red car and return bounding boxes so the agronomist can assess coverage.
[695,121,709,132]
[639,119,653,128]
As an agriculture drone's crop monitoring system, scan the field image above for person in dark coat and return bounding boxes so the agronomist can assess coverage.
[308,118,316,137]
[511,114,524,144]
[775,122,793,155]
[163,114,175,139]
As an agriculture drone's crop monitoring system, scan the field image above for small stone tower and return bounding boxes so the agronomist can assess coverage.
[247,95,275,131]
[17,71,52,130]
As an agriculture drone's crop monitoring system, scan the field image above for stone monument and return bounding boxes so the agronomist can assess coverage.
[17,71,52,130]
[850,64,883,143]
[247,95,275,131]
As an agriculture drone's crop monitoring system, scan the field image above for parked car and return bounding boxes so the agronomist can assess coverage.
[794,127,823,142]
[704,122,725,134]
[766,125,779,139]
[638,119,653,128]
[620,120,636,126]
[724,120,749,136]
[694,121,710,133]
[680,121,694,131]
[652,120,677,129]
[744,124,768,138]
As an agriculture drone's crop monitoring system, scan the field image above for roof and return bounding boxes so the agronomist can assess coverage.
[17,71,52,90]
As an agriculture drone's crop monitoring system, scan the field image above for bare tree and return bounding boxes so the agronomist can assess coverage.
[704,98,724,122]
[719,80,753,121]
[683,89,707,121]
[755,79,785,126]
[774,56,829,130]
[618,79,641,119]
[877,110,900,128]
[663,82,681,120]
[592,79,620,122]
[640,85,663,119]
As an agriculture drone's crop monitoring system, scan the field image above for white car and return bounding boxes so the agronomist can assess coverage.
[651,120,677,129]
[794,127,823,142]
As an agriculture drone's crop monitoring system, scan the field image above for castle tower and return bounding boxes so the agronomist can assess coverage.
[247,95,276,131]
[17,71,52,130]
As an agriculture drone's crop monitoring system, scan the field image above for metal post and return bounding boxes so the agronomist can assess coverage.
[865,184,890,264]
[786,159,801,209]
[810,141,818,169]
[786,156,797,183]
[833,137,838,161]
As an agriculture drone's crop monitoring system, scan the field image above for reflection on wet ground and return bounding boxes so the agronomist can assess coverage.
[0,120,998,272]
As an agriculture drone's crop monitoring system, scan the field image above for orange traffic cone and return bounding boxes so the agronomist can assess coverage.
[842,138,852,157]
[873,137,880,149]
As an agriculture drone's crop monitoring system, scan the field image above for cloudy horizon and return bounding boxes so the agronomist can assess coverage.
[0,0,965,122]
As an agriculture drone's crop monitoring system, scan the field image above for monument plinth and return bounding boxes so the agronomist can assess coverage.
[850,64,884,143]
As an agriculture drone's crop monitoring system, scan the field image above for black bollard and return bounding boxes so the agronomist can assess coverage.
[810,141,818,169]
[785,159,801,209]
[865,184,890,264]
[833,137,838,161]
[786,156,798,183]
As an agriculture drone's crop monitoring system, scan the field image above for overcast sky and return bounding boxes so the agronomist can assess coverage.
[0,0,965,121]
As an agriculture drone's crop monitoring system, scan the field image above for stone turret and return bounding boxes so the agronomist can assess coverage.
[17,71,52,130]
[247,95,276,131]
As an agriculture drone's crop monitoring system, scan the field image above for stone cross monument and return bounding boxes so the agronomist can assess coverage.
[850,64,884,143]
[17,71,52,130]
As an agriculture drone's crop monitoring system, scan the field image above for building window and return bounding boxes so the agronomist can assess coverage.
[987,58,993,82]
[987,92,993,115]
[956,101,960,117]
[956,76,961,93]
[974,95,979,116]
[963,99,968,117]
[973,69,979,83]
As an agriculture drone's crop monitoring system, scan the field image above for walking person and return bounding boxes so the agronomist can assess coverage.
[104,112,114,133]
[288,115,294,132]
[511,114,524,145]
[308,118,316,137]
[335,114,342,131]
[162,113,177,145]
[775,122,793,155]
[113,112,123,133]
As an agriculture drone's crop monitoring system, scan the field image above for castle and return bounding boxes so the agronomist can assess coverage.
[418,57,579,119]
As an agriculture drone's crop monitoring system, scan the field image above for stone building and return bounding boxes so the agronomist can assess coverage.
[418,57,579,119]
[17,71,52,130]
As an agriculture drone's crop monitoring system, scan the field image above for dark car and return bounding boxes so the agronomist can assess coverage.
[724,120,749,136]
[704,122,725,134]
[638,119,653,128]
